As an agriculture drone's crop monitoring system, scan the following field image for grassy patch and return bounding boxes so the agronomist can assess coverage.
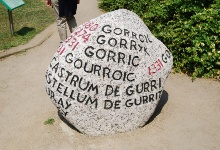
[44,118,55,125]
[0,0,55,51]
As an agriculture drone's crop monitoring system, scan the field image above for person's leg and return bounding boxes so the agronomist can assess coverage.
[66,16,77,33]
[51,0,67,42]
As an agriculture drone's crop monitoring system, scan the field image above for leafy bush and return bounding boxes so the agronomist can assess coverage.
[99,0,220,80]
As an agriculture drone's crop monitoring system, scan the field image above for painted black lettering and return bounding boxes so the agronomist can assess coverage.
[58,98,64,108]
[144,82,150,92]
[52,62,59,73]
[49,57,57,67]
[132,32,137,40]
[103,67,111,78]
[50,90,55,101]
[107,50,116,62]
[138,44,143,52]
[108,38,117,47]
[84,62,93,73]
[77,93,87,103]
[65,71,73,82]
[57,83,64,94]
[74,59,83,69]
[58,68,65,78]
[114,100,121,109]
[45,73,52,84]
[139,34,145,42]
[130,40,137,50]
[70,75,79,86]
[63,86,69,97]
[85,97,98,108]
[79,77,90,91]
[123,72,127,81]
[124,29,130,37]
[94,64,101,76]
[97,35,106,45]
[136,83,143,93]
[88,83,99,95]
[84,46,94,57]
[69,90,75,100]
[52,78,57,87]
[134,97,142,105]
[105,85,113,96]
[118,52,126,64]
[143,47,150,56]
[126,85,134,96]
[151,80,157,91]
[65,101,72,109]
[114,28,122,35]
[149,94,154,102]
[102,25,111,33]
[120,38,128,49]
[114,86,120,97]
[143,96,148,104]
[65,53,73,63]
[125,99,133,107]
[104,100,113,109]
[96,49,106,59]
[112,70,122,80]
[127,73,135,82]
[132,56,139,67]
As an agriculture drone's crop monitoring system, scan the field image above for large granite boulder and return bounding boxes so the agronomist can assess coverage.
[45,9,173,136]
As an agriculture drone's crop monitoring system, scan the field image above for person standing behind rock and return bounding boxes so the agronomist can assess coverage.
[47,0,80,43]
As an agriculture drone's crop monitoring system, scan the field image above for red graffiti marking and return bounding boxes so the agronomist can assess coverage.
[57,22,99,55]
[148,59,163,75]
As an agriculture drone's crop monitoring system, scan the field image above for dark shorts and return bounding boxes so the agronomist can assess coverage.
[59,0,77,17]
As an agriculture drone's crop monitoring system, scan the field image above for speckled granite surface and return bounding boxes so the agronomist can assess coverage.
[45,9,173,136]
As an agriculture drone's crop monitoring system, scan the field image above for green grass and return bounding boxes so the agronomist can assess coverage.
[0,0,55,51]
[44,118,55,125]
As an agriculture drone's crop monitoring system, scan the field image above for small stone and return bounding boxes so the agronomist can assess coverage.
[45,9,173,136]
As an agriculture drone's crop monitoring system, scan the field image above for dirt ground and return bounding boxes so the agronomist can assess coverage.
[0,0,220,149]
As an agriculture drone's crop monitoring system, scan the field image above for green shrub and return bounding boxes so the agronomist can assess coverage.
[99,0,220,80]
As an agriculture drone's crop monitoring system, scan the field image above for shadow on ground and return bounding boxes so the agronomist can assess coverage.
[58,111,82,134]
[16,27,35,36]
[145,90,169,125]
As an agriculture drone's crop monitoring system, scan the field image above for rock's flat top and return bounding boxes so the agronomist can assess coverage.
[45,9,173,136]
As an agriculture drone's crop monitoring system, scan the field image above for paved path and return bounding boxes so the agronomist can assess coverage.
[0,0,220,149]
